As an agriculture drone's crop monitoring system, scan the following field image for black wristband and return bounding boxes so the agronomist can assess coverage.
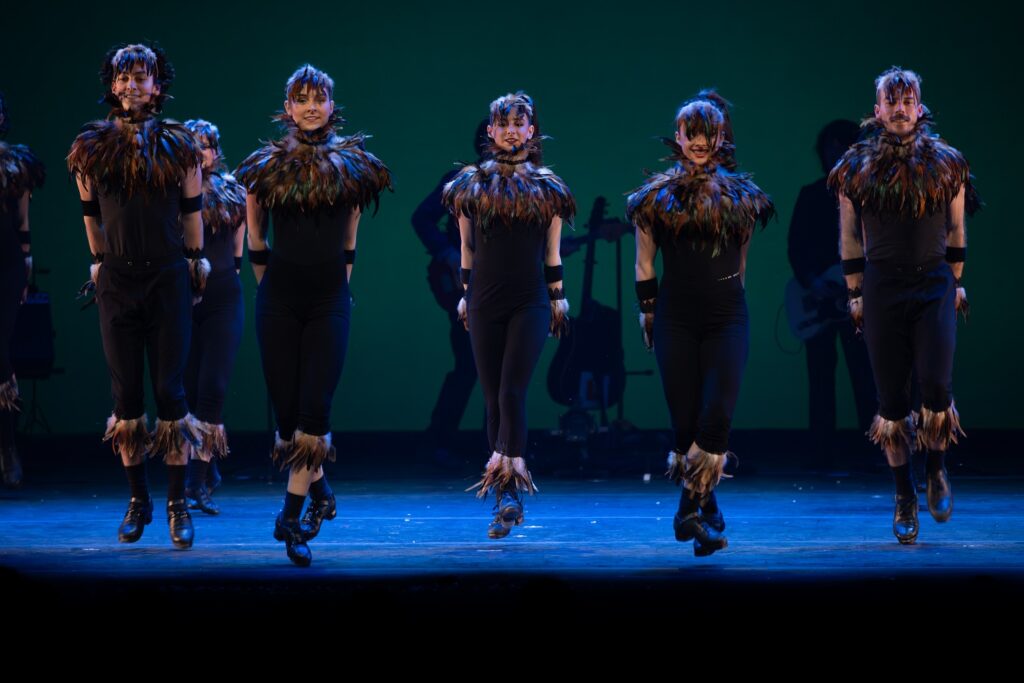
[183,246,205,260]
[234,256,242,271]
[344,249,356,265]
[638,299,656,313]
[92,252,105,264]
[945,246,966,263]
[954,277,962,287]
[636,278,658,301]
[841,258,866,275]
[847,286,863,300]
[180,194,203,214]
[548,287,565,301]
[81,199,101,217]
[461,268,472,286]
[544,264,564,284]
[249,248,270,266]
[17,230,31,245]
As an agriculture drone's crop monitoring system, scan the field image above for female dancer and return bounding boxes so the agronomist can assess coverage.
[236,65,391,566]
[182,119,246,515]
[443,92,575,539]
[627,92,773,556]
[0,92,45,487]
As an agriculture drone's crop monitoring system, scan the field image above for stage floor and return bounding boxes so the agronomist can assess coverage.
[3,475,1022,578]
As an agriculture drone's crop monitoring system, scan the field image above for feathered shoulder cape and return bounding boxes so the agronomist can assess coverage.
[626,139,773,254]
[67,116,200,200]
[441,140,575,233]
[0,142,45,198]
[202,169,246,233]
[827,114,981,218]
[235,118,392,214]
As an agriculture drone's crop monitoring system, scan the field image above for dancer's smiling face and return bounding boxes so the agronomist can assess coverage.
[875,87,922,138]
[488,109,534,153]
[675,126,722,166]
[111,64,160,114]
[285,86,335,132]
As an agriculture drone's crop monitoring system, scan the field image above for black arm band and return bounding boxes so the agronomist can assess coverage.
[180,194,203,214]
[92,252,105,264]
[461,268,472,286]
[234,257,242,271]
[945,247,966,263]
[81,199,101,217]
[17,230,31,245]
[183,246,205,260]
[548,287,565,301]
[847,287,863,300]
[249,248,270,266]
[841,258,866,275]
[344,249,356,265]
[954,277,962,287]
[544,264,564,284]
[636,278,658,301]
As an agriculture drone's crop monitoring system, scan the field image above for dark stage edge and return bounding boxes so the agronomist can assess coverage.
[3,472,1023,630]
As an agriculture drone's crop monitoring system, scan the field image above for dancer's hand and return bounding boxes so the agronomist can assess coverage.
[848,296,863,332]
[457,296,468,331]
[638,311,654,350]
[550,298,570,338]
[955,286,969,322]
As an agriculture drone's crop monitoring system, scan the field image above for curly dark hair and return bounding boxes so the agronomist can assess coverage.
[99,42,175,113]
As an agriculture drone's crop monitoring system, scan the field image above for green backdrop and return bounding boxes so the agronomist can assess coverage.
[2,0,1017,434]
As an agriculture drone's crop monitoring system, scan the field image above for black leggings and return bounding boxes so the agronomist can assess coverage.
[185,270,244,424]
[255,257,350,437]
[96,259,192,420]
[468,304,549,457]
[0,253,25,382]
[653,284,748,454]
[862,260,956,419]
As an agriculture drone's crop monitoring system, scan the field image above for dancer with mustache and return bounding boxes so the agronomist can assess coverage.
[829,67,979,544]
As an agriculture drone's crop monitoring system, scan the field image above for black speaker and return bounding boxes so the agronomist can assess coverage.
[11,291,54,380]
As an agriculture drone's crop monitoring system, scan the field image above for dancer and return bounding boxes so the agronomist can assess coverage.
[628,91,773,556]
[828,67,977,544]
[442,92,575,539]
[68,43,207,548]
[0,92,45,487]
[182,118,246,515]
[237,64,391,566]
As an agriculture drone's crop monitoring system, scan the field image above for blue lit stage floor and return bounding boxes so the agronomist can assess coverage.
[3,471,1022,629]
[3,477,1024,580]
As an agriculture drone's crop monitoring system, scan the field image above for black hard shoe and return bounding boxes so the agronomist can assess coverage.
[206,459,222,493]
[703,509,725,534]
[274,513,312,567]
[487,490,524,540]
[300,492,337,541]
[893,493,920,545]
[674,511,728,556]
[118,497,154,543]
[185,484,220,516]
[699,494,725,533]
[0,444,22,488]
[167,498,195,549]
[926,464,953,523]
